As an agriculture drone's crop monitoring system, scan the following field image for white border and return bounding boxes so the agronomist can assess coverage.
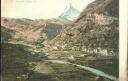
[119,0,128,81]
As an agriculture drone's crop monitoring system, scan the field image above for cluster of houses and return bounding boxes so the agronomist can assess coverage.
[72,46,116,56]
[48,44,115,56]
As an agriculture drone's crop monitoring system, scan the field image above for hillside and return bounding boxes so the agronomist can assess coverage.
[49,0,119,55]
[1,42,43,81]
[1,17,72,44]
[1,26,16,43]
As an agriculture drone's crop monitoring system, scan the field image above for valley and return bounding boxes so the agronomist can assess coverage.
[1,42,118,81]
[1,0,119,81]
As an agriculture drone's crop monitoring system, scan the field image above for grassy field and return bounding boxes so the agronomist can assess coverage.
[1,43,45,81]
[48,50,119,77]
[2,43,118,81]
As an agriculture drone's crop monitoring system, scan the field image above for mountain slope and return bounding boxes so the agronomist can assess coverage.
[1,26,17,43]
[49,0,119,54]
[1,17,71,44]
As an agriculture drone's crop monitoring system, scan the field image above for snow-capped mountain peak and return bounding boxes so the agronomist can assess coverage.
[59,3,80,21]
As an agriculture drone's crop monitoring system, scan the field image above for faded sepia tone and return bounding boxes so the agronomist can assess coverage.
[1,0,120,81]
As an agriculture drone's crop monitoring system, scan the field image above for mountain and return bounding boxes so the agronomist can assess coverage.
[1,17,71,44]
[49,0,119,54]
[1,0,119,54]
[59,3,80,21]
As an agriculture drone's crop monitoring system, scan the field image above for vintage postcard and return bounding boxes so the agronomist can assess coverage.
[1,0,127,81]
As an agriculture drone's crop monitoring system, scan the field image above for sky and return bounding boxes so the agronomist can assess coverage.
[1,0,94,19]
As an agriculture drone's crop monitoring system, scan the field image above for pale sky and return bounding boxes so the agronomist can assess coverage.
[1,0,94,19]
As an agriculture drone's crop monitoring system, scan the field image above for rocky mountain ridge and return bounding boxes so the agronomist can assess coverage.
[1,17,72,44]
[48,0,119,55]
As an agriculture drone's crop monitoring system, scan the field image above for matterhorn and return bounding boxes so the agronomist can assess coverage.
[59,3,80,21]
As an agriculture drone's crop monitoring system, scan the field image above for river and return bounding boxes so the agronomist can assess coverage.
[46,60,119,81]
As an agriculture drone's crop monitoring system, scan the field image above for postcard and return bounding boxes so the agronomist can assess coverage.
[1,0,127,81]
